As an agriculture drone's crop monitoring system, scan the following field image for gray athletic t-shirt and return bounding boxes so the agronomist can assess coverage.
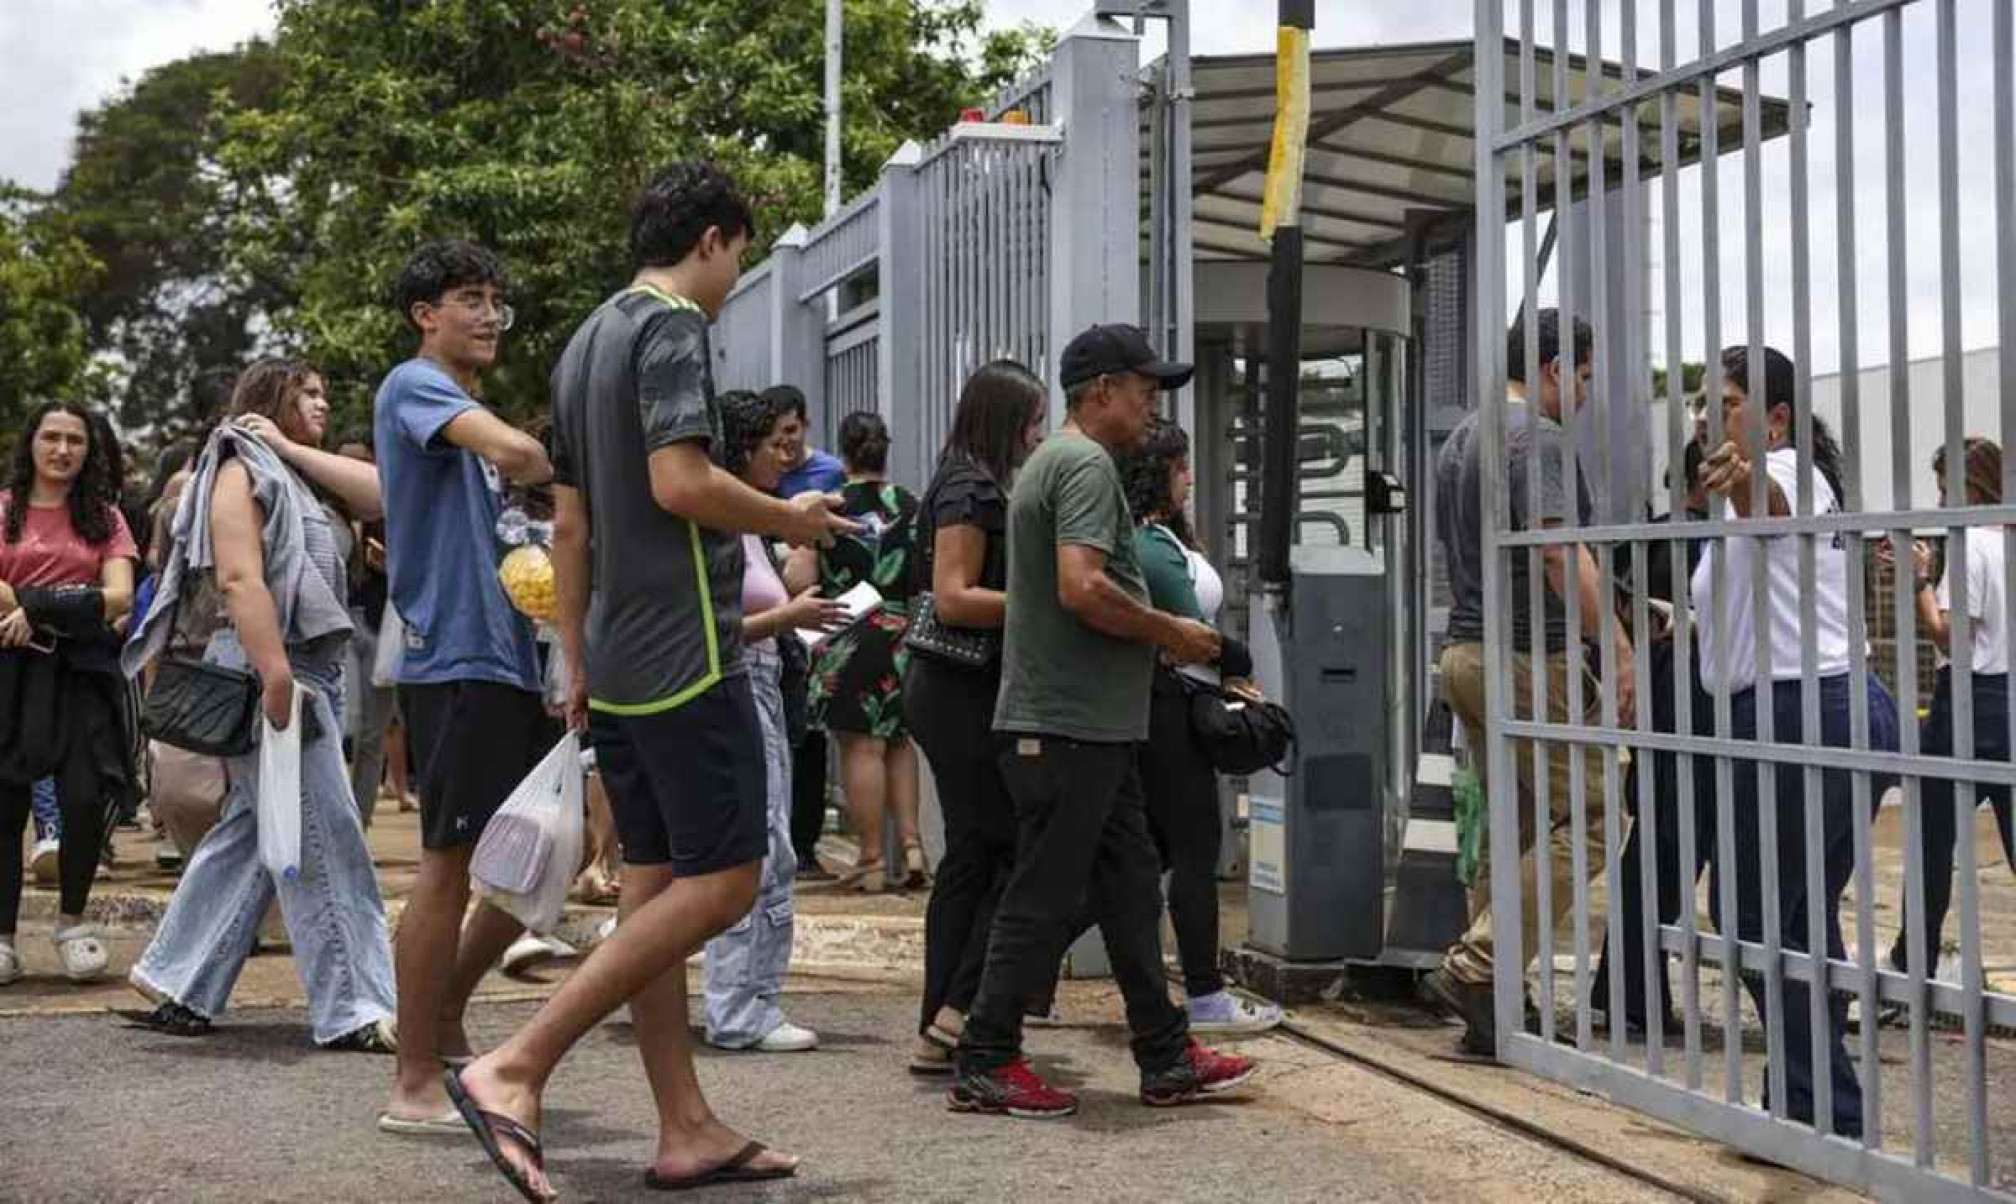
[1437,401,1591,654]
[550,285,745,713]
[993,430,1155,743]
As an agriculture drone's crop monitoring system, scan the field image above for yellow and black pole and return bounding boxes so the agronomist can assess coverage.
[1256,0,1314,589]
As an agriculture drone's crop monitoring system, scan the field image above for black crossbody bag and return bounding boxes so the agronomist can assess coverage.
[139,580,259,758]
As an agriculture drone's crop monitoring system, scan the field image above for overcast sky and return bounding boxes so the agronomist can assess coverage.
[1,1,2006,378]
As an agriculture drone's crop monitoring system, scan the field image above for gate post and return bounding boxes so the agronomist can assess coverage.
[764,223,825,443]
[876,141,926,491]
[1044,13,1141,418]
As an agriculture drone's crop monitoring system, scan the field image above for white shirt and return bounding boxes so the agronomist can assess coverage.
[1936,527,2010,675]
[1188,546,1224,623]
[1691,447,1854,694]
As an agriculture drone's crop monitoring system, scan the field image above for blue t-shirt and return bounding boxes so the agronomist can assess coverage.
[776,448,845,498]
[373,357,541,691]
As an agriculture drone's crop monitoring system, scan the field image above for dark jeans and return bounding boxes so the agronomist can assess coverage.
[1593,639,1709,1026]
[1704,673,1899,1139]
[957,735,1188,1075]
[1891,668,2016,971]
[791,728,828,865]
[0,728,110,933]
[1140,671,1224,999]
[907,659,1015,1034]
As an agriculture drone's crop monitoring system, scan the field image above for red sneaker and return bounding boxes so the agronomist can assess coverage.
[947,1057,1079,1119]
[1140,1039,1258,1106]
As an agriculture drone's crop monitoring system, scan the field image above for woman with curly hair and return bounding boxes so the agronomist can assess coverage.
[699,390,847,1052]
[0,400,138,985]
[786,411,924,891]
[1115,416,1282,1034]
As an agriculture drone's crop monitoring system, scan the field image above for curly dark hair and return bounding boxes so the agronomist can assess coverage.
[393,239,508,332]
[5,400,122,547]
[718,389,782,479]
[631,161,755,270]
[838,411,890,475]
[1119,415,1193,547]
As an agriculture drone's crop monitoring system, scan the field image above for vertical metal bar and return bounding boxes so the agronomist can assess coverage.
[1997,9,2016,1179]
[1618,0,1661,1079]
[1696,0,1742,1109]
[1518,0,1556,1049]
[1584,0,1628,1069]
[1739,0,1788,1126]
[1659,0,1704,1092]
[1474,0,1523,1057]
[1783,0,1832,1140]
[1833,0,1880,1149]
[1935,0,1987,1183]
[1554,0,1592,1058]
[1884,4,1933,1167]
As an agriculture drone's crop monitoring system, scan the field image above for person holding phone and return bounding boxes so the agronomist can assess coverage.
[0,401,137,986]
[122,359,397,1052]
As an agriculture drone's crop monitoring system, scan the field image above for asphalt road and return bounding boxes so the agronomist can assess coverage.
[0,990,1668,1203]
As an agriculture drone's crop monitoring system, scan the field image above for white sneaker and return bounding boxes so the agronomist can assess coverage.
[1186,990,1285,1035]
[29,839,58,886]
[751,1020,819,1053]
[0,942,20,986]
[51,924,108,983]
[499,933,577,977]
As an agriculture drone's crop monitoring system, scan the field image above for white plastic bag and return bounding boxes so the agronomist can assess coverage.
[369,603,404,688]
[471,732,584,935]
[256,684,303,883]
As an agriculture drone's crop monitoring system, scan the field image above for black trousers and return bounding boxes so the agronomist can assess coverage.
[0,725,110,934]
[1891,668,2016,971]
[790,729,828,864]
[907,659,1015,1033]
[957,735,1188,1075]
[1593,639,1708,1026]
[1139,672,1224,999]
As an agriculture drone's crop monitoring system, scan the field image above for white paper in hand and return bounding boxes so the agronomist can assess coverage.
[256,684,303,884]
[471,733,585,935]
[797,581,882,650]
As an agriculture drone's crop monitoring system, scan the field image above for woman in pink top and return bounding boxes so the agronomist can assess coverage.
[0,401,138,985]
[697,391,846,1053]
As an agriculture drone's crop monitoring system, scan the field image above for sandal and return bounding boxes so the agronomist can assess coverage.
[903,842,930,889]
[443,1069,551,1203]
[324,1018,399,1054]
[116,1001,213,1037]
[643,1140,797,1191]
[52,923,108,982]
[836,861,885,893]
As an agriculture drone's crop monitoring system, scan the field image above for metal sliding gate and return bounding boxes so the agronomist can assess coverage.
[1474,0,2015,1197]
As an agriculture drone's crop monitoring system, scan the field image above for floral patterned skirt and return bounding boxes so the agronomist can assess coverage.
[808,606,912,739]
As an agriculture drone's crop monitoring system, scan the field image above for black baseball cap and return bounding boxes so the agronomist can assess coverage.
[1059,323,1194,391]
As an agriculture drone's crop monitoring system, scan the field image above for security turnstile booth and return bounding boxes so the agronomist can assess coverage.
[1188,261,1467,991]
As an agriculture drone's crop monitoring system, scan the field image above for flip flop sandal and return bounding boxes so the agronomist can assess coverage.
[51,924,108,982]
[377,1111,472,1137]
[642,1141,797,1192]
[443,1069,550,1204]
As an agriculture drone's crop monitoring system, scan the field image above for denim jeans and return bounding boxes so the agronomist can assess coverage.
[29,777,58,843]
[703,647,797,1047]
[133,632,396,1043]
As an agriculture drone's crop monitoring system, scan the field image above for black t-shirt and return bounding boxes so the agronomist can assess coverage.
[917,455,1008,600]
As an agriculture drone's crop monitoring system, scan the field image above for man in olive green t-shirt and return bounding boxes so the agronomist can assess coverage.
[950,324,1259,1120]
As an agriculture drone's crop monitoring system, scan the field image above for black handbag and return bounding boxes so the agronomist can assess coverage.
[903,592,1000,671]
[140,655,260,757]
[1182,677,1296,777]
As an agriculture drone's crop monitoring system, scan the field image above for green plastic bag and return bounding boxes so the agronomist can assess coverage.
[1453,764,1485,887]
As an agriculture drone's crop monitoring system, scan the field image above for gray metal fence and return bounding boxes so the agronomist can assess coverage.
[1472,0,2015,1197]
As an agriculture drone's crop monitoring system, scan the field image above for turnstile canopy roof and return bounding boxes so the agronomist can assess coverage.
[1149,38,1792,269]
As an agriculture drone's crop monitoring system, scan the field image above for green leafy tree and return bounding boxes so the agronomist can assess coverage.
[51,46,287,451]
[216,0,1049,430]
[0,189,103,433]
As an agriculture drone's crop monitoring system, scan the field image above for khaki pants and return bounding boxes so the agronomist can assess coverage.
[1439,641,1618,987]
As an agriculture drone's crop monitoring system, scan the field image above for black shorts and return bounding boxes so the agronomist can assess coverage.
[399,679,560,851]
[588,675,766,876]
